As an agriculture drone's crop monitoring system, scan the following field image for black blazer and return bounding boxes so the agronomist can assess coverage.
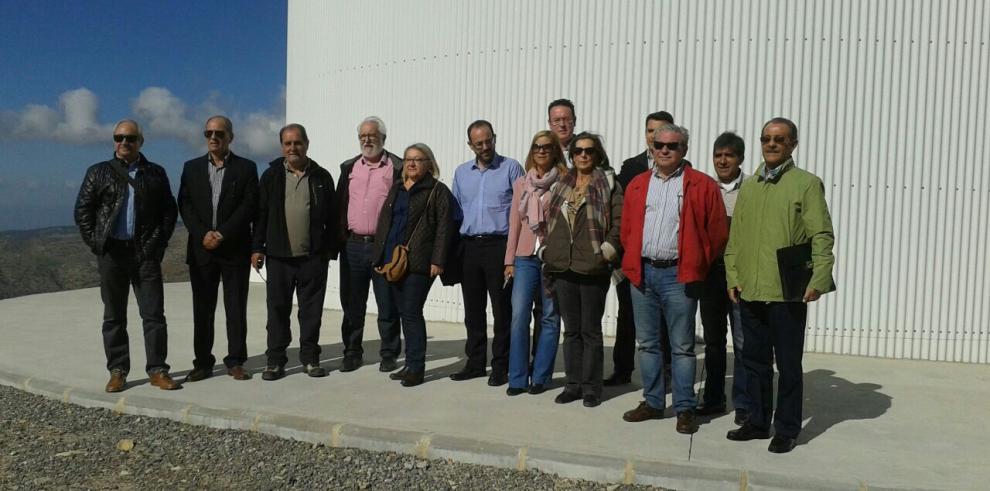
[617,151,650,190]
[178,152,259,266]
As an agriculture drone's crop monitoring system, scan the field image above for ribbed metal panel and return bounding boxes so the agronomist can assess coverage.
[285,0,990,363]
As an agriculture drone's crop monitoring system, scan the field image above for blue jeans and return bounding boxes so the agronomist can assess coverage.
[339,238,401,359]
[390,273,434,373]
[631,263,698,412]
[508,256,561,388]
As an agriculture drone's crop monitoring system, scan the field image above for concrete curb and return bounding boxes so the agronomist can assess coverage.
[0,369,915,490]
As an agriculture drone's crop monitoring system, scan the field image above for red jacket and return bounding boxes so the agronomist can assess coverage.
[620,166,728,287]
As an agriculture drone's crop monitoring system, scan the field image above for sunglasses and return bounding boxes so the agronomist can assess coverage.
[113,134,139,143]
[760,135,790,145]
[572,146,597,156]
[652,141,681,151]
[531,143,554,153]
[204,130,227,139]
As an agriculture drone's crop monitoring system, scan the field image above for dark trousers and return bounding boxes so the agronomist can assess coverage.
[460,237,511,374]
[613,278,670,376]
[390,273,435,373]
[189,259,250,369]
[699,262,749,409]
[97,241,169,375]
[265,255,328,367]
[739,299,807,439]
[339,238,401,359]
[553,272,609,398]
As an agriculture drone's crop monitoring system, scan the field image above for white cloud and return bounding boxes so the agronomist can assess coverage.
[131,87,199,146]
[237,86,285,158]
[54,88,111,143]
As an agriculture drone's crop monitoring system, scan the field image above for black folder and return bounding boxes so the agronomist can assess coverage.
[776,243,813,301]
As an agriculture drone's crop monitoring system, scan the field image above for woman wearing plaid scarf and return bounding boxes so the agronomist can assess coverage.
[537,132,623,408]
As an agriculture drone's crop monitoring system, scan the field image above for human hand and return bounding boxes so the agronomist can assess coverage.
[251,252,265,271]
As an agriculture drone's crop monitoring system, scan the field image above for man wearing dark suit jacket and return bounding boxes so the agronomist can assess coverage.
[179,116,259,382]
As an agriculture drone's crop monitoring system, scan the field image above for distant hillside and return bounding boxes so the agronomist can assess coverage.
[0,225,190,300]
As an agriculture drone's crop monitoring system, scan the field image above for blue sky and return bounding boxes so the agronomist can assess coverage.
[0,1,287,231]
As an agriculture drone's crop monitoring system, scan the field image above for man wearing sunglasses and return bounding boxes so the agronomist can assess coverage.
[74,120,180,393]
[619,124,728,435]
[178,116,259,383]
[724,118,835,453]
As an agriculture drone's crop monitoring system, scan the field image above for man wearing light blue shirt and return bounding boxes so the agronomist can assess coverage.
[450,120,524,386]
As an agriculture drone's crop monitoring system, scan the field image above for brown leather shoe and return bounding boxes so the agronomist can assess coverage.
[622,401,664,422]
[149,371,182,390]
[676,410,698,434]
[105,369,126,393]
[227,365,251,380]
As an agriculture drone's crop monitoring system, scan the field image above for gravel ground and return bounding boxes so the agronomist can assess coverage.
[0,384,664,490]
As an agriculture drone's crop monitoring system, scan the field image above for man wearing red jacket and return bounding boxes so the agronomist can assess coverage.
[619,124,728,435]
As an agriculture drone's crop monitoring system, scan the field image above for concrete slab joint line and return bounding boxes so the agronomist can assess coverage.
[623,460,635,484]
[858,482,868,491]
[22,377,32,391]
[179,405,193,424]
[61,387,72,403]
[416,435,432,459]
[516,447,528,471]
[330,423,343,447]
[249,414,261,432]
[113,396,126,415]
[740,469,748,490]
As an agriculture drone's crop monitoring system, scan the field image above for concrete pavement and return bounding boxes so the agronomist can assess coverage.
[1,283,987,490]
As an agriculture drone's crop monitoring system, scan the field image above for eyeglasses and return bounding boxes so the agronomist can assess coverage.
[470,138,495,149]
[359,133,380,141]
[760,135,790,145]
[572,146,597,156]
[204,130,227,140]
[531,143,554,153]
[549,118,574,127]
[113,134,139,143]
[404,157,430,164]
[652,141,681,151]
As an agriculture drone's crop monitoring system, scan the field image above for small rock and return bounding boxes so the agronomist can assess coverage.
[117,438,135,452]
[119,470,131,477]
[416,460,429,469]
[54,450,85,458]
[607,485,621,491]
[33,477,52,485]
[171,465,182,471]
[403,462,414,470]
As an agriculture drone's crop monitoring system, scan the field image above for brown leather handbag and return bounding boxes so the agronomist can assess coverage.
[376,184,437,282]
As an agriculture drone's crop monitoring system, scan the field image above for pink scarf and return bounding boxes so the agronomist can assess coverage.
[518,167,560,237]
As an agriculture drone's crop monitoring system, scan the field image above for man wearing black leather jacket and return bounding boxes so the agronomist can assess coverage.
[73,119,180,393]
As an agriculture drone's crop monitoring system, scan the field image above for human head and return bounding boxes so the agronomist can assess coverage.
[760,117,799,168]
[466,119,496,165]
[112,119,144,163]
[568,131,609,174]
[357,116,387,160]
[402,143,440,181]
[279,123,309,166]
[547,98,576,148]
[651,124,690,175]
[712,131,745,183]
[204,115,233,157]
[524,130,566,175]
[644,111,674,151]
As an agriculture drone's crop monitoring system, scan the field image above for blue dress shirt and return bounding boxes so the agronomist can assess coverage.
[110,162,139,240]
[451,154,524,236]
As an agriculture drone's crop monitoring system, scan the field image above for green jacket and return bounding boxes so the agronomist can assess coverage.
[724,159,835,302]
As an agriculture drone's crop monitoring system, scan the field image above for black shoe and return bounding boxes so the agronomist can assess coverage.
[400,370,424,387]
[603,372,631,386]
[185,367,213,383]
[303,364,328,378]
[554,390,582,404]
[582,394,601,407]
[675,410,698,434]
[506,387,527,396]
[734,408,750,426]
[449,368,486,381]
[379,357,399,372]
[389,367,408,381]
[528,384,546,395]
[487,372,508,387]
[340,356,362,373]
[261,365,285,381]
[768,435,797,453]
[696,403,727,416]
[727,424,771,441]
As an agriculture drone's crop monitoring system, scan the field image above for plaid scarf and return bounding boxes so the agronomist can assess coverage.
[545,167,612,255]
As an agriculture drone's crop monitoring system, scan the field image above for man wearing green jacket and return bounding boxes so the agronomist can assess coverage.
[723,117,836,454]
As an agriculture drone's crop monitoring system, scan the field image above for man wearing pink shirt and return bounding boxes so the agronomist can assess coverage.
[335,116,403,373]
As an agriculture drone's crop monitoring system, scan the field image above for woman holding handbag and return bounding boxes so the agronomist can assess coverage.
[504,131,567,396]
[372,143,454,387]
[538,132,623,408]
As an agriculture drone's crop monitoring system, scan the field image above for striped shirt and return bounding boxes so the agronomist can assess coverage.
[207,153,229,228]
[641,165,684,260]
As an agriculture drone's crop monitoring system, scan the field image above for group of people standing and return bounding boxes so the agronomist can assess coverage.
[74,98,835,454]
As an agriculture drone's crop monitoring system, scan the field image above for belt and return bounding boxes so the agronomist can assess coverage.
[643,257,678,268]
[462,234,507,242]
[348,232,375,243]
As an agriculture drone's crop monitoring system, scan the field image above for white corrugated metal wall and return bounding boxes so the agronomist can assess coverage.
[280,0,990,363]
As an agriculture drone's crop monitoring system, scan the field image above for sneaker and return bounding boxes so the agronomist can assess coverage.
[261,365,285,381]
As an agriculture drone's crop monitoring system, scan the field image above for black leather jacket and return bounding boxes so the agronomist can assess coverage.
[74,152,178,260]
